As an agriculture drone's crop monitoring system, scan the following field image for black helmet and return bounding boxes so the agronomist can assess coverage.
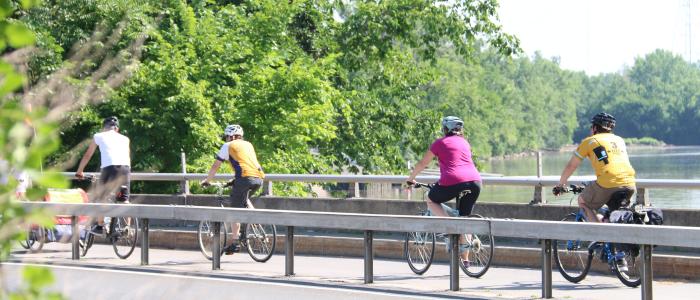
[590,112,615,130]
[103,116,119,128]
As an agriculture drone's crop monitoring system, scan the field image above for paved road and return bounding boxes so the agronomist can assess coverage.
[6,243,699,299]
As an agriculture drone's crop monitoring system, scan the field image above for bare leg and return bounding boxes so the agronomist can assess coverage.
[427,199,448,217]
[232,223,241,241]
[578,195,600,223]
[427,199,470,261]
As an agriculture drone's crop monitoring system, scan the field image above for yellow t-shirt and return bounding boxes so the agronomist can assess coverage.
[216,140,265,179]
[574,133,635,188]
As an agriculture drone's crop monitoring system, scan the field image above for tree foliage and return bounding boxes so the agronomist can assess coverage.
[1,0,66,298]
[17,0,700,197]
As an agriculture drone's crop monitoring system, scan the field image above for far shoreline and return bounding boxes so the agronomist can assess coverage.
[487,144,700,161]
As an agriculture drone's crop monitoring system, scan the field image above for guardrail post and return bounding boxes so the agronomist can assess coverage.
[212,222,221,270]
[532,151,545,204]
[71,216,79,260]
[180,151,189,196]
[642,244,653,300]
[450,234,459,291]
[141,218,149,265]
[364,230,374,284]
[262,181,273,196]
[286,226,294,276]
[541,239,553,298]
[348,182,361,198]
[636,188,649,206]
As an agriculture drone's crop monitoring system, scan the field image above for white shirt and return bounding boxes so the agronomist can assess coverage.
[216,142,232,161]
[93,130,130,168]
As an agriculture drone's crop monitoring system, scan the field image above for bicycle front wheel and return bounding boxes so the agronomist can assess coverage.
[243,223,276,262]
[197,221,229,260]
[110,217,139,259]
[26,227,45,253]
[19,239,30,249]
[553,213,593,283]
[459,214,494,278]
[611,244,642,287]
[80,230,94,257]
[404,231,436,275]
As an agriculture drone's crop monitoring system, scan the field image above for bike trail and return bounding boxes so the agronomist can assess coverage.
[6,243,698,299]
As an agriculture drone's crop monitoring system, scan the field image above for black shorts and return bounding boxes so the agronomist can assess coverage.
[226,177,263,208]
[428,181,481,216]
[97,165,130,203]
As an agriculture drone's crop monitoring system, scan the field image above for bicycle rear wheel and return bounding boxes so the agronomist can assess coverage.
[404,231,436,275]
[611,244,642,287]
[553,213,593,283]
[459,214,494,278]
[243,223,276,262]
[197,221,230,260]
[110,217,138,259]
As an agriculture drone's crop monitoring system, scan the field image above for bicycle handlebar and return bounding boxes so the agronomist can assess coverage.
[76,174,98,183]
[552,184,585,196]
[406,181,432,189]
[202,180,235,188]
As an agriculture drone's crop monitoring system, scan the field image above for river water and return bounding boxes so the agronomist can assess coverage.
[480,146,700,208]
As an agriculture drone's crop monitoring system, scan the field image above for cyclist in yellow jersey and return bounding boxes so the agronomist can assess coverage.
[554,113,636,223]
[202,124,265,254]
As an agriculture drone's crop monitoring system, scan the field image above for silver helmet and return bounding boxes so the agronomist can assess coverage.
[441,116,464,132]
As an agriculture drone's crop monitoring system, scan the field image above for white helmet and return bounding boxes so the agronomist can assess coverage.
[224,124,243,137]
[441,116,464,132]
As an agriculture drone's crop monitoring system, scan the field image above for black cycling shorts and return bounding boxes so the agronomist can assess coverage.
[97,165,130,203]
[428,181,481,216]
[225,177,263,208]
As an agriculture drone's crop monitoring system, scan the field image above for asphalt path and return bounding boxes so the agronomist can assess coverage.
[5,243,699,299]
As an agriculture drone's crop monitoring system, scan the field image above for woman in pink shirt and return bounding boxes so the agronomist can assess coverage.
[406,116,482,267]
[406,116,482,217]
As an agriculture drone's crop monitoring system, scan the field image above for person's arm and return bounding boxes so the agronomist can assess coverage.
[202,160,223,185]
[557,155,582,187]
[76,141,98,178]
[406,150,435,184]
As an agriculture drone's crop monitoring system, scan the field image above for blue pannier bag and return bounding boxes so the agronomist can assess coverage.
[644,207,663,225]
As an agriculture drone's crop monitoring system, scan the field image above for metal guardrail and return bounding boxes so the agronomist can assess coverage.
[60,172,700,188]
[21,202,700,300]
[61,172,700,204]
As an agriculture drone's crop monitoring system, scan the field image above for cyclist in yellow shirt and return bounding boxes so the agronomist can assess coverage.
[202,124,265,254]
[554,113,636,223]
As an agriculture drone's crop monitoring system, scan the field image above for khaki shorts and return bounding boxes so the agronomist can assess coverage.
[581,181,636,210]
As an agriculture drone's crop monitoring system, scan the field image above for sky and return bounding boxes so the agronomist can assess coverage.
[497,0,699,75]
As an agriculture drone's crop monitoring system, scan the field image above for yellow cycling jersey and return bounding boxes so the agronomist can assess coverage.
[574,133,635,188]
[216,140,265,179]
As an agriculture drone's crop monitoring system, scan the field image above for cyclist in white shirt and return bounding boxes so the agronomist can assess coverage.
[76,116,131,234]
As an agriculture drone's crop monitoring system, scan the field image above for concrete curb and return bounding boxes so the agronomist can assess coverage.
[145,229,700,280]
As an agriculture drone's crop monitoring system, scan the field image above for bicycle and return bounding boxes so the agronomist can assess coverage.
[552,184,646,287]
[404,182,494,278]
[21,186,91,254]
[197,180,276,263]
[79,175,139,259]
